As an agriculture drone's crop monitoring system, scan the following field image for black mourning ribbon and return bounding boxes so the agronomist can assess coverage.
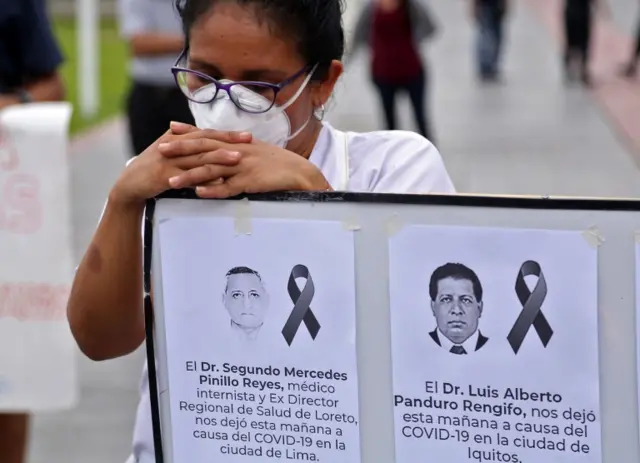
[282,265,321,346]
[507,260,553,354]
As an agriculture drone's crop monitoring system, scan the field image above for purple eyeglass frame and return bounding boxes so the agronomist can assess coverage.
[171,50,312,113]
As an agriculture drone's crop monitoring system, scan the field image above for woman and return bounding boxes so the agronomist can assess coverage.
[66,0,455,461]
[349,0,438,140]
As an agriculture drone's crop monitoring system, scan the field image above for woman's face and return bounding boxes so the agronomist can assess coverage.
[187,2,340,131]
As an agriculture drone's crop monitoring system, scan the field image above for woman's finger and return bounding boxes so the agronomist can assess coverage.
[159,137,223,157]
[168,164,237,189]
[199,177,225,187]
[173,149,242,170]
[168,123,252,145]
[201,128,252,144]
[169,121,199,135]
[195,176,244,199]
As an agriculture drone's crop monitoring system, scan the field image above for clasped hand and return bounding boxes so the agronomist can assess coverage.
[111,121,330,206]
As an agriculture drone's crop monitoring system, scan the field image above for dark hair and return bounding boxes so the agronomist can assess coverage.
[175,0,345,79]
[428,263,483,302]
[226,266,262,280]
[225,266,263,292]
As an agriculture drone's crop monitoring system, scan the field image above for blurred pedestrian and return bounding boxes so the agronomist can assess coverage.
[350,0,438,142]
[620,6,639,78]
[0,0,64,107]
[118,0,194,157]
[471,0,510,82]
[563,0,609,85]
[0,0,64,461]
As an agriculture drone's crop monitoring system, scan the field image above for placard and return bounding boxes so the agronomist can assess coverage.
[389,225,600,463]
[147,192,640,463]
[157,216,360,462]
[0,102,77,411]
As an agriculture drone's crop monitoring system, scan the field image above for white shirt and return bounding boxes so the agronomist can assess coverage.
[127,122,455,463]
[310,123,455,193]
[436,328,480,354]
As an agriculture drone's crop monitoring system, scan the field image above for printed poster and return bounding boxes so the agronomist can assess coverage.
[389,225,600,463]
[0,102,77,411]
[158,217,360,462]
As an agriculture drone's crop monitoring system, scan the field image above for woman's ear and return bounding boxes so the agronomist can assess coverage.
[311,60,343,107]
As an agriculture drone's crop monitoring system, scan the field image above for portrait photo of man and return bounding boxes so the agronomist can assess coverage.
[428,263,489,355]
[222,266,270,341]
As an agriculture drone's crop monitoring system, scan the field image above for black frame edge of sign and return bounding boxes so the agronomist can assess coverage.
[142,189,640,463]
[153,188,640,211]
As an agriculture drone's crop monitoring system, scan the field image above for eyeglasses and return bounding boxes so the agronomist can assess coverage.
[171,51,312,114]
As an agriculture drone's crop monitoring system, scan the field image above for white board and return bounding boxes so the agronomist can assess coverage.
[146,192,640,463]
[0,102,78,411]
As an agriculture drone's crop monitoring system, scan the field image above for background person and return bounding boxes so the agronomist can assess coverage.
[0,0,65,461]
[117,0,194,157]
[349,0,438,141]
[66,0,455,461]
[471,0,509,82]
[621,6,640,78]
[428,262,488,355]
[563,0,609,85]
[223,266,269,341]
[0,0,64,108]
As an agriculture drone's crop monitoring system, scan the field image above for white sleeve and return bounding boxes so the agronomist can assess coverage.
[365,131,456,194]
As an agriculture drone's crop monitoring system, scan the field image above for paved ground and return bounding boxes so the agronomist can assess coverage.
[25,0,640,461]
[333,0,640,196]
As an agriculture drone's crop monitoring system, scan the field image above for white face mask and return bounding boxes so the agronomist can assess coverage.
[188,65,318,148]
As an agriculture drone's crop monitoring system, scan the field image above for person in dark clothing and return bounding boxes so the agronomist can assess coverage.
[117,0,194,157]
[349,0,438,142]
[472,0,509,82]
[621,6,640,78]
[0,1,64,462]
[563,0,609,85]
[0,0,64,106]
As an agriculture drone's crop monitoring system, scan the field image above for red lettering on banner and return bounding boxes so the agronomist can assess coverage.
[0,283,69,320]
[0,127,43,234]
[0,129,19,172]
[0,174,43,233]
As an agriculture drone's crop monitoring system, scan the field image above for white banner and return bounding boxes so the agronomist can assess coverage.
[0,102,78,411]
